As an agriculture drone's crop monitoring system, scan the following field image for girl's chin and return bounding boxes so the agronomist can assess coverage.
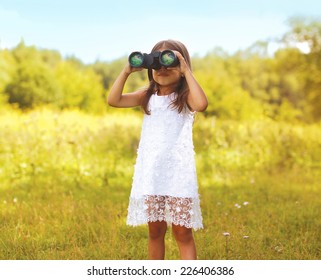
[155,80,180,88]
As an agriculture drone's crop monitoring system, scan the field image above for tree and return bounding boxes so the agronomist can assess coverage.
[193,50,264,120]
[54,61,105,113]
[283,17,321,53]
[5,42,60,109]
[6,60,60,109]
[92,57,148,93]
[282,17,321,122]
[0,49,16,107]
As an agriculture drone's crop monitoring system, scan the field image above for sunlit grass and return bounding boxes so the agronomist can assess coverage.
[0,108,320,260]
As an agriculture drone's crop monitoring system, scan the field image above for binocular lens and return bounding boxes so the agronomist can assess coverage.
[128,49,178,70]
[160,50,176,67]
[129,52,144,67]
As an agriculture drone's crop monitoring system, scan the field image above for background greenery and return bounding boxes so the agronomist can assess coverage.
[0,18,320,259]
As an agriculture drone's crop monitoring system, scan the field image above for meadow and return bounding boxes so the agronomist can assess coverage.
[0,108,321,260]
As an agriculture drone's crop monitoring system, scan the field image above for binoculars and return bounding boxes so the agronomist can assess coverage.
[128,49,179,70]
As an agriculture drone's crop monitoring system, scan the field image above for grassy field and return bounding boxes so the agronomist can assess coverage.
[0,108,321,260]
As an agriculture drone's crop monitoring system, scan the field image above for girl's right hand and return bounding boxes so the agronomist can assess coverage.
[124,63,144,75]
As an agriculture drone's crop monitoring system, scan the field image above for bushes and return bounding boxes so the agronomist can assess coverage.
[193,115,321,188]
[1,109,320,193]
[2,42,106,113]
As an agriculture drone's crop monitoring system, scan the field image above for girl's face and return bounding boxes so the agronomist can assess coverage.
[152,48,181,91]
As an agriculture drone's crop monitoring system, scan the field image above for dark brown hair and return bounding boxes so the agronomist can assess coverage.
[141,39,192,114]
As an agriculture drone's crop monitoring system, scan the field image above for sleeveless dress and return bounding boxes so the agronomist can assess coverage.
[126,92,203,230]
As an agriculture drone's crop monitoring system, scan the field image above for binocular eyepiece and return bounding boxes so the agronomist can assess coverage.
[129,49,179,70]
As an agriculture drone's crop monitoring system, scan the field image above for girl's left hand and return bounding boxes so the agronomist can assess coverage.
[172,51,190,76]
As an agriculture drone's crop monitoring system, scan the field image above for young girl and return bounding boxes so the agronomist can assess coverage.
[108,39,208,260]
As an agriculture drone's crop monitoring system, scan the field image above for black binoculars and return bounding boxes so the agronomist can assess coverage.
[128,49,179,70]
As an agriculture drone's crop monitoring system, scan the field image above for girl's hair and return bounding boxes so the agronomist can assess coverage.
[141,39,192,114]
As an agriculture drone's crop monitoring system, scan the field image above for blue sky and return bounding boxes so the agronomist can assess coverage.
[0,0,320,63]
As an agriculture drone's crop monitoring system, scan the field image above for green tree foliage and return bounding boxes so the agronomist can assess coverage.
[282,17,321,121]
[1,17,321,121]
[0,49,16,107]
[2,41,105,113]
[6,60,60,109]
[92,58,148,92]
[194,48,264,120]
[284,17,321,53]
[228,43,303,121]
[5,42,60,109]
[54,61,105,113]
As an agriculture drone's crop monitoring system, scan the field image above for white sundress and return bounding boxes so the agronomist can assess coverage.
[126,92,203,230]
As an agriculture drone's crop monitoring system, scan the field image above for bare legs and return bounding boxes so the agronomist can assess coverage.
[148,221,167,260]
[148,222,197,260]
[172,224,197,259]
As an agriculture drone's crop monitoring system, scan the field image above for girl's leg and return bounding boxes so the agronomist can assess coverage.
[148,221,167,260]
[172,224,197,260]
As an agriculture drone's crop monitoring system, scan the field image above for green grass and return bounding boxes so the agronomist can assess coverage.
[0,108,320,259]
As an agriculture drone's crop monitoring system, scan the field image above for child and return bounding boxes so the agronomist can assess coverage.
[108,39,208,260]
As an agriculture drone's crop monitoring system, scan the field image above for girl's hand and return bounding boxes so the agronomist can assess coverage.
[124,62,144,75]
[172,51,190,76]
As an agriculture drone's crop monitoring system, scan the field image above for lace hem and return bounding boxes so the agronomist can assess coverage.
[127,195,203,230]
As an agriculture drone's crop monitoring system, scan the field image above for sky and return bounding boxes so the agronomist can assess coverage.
[0,0,321,64]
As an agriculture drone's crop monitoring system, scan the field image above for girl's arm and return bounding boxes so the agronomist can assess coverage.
[184,69,208,112]
[174,52,208,112]
[107,64,145,108]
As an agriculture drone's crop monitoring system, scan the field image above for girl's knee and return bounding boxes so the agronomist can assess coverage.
[172,225,193,243]
[148,221,167,239]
